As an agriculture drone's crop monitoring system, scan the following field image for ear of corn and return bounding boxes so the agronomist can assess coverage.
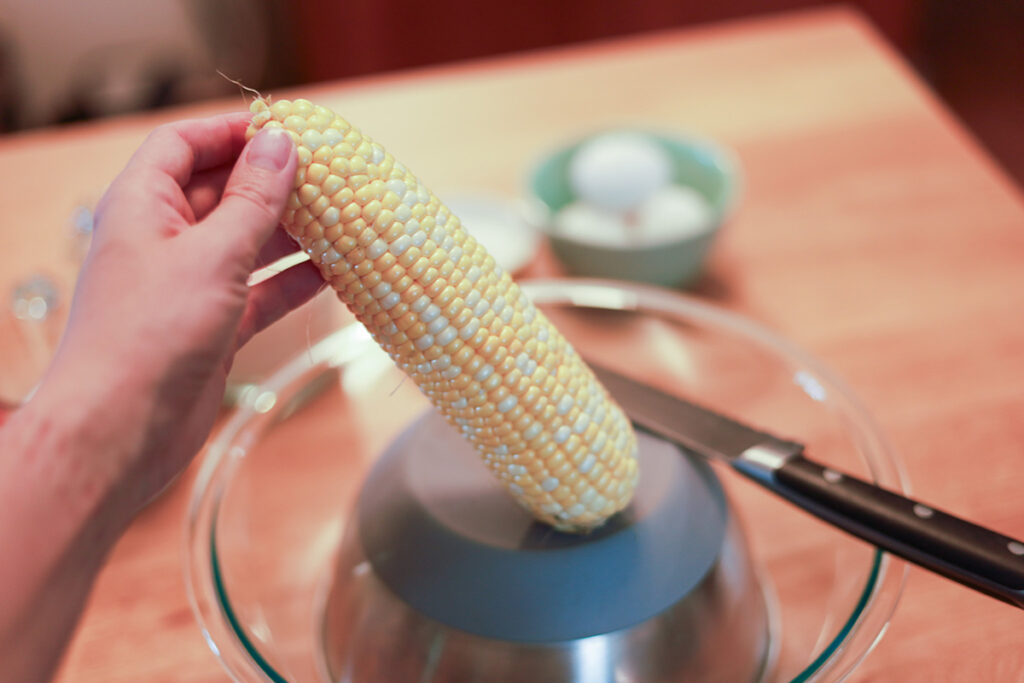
[247,98,638,532]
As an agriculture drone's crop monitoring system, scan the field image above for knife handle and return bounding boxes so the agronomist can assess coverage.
[771,454,1024,609]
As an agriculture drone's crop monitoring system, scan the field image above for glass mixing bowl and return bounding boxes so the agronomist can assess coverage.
[186,279,907,682]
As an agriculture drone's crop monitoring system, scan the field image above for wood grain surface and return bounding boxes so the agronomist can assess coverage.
[0,7,1020,681]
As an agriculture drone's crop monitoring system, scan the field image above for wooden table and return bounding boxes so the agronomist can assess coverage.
[0,6,1021,681]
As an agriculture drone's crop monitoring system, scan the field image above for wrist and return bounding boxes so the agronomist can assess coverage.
[1,378,141,550]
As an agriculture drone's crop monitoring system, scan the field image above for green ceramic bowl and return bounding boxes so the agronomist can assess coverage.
[527,131,740,288]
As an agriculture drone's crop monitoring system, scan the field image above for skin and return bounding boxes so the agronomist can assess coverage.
[0,112,324,682]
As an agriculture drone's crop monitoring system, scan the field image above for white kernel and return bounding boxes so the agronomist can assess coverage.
[441,365,461,379]
[475,365,494,381]
[516,352,530,370]
[431,356,452,371]
[386,179,407,196]
[366,239,388,259]
[436,326,458,346]
[541,477,559,492]
[403,191,419,207]
[459,318,481,340]
[371,145,385,164]
[421,304,442,323]
[509,483,524,495]
[523,306,537,323]
[541,502,561,515]
[416,362,432,374]
[410,230,427,247]
[411,295,431,313]
[537,327,550,342]
[497,395,518,413]
[452,397,468,409]
[557,395,574,415]
[573,413,591,434]
[494,444,509,455]
[592,433,607,453]
[580,488,597,504]
[427,316,449,335]
[554,425,571,443]
[473,299,489,317]
[381,292,401,309]
[500,307,514,323]
[395,204,412,222]
[382,322,399,336]
[389,234,412,255]
[568,503,585,517]
[449,246,463,263]
[371,282,392,298]
[524,360,537,376]
[404,218,420,234]
[465,290,481,307]
[466,265,482,283]
[493,296,506,314]
[300,129,323,150]
[430,227,446,244]
[441,235,455,251]
[415,334,435,350]
[508,464,527,476]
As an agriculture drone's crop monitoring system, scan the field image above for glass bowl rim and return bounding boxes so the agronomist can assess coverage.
[185,277,908,683]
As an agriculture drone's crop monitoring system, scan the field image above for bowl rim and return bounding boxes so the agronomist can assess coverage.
[184,278,907,683]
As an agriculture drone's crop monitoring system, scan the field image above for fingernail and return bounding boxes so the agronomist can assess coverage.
[247,128,293,171]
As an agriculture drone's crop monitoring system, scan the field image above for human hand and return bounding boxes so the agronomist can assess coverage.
[29,112,322,521]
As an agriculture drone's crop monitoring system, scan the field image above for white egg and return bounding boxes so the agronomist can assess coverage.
[636,185,713,244]
[569,131,673,212]
[553,201,630,246]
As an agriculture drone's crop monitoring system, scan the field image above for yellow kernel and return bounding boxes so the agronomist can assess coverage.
[292,99,314,117]
[349,155,367,174]
[298,183,321,205]
[329,158,350,176]
[398,247,422,268]
[270,100,292,120]
[374,252,397,272]
[313,145,334,165]
[297,146,313,166]
[322,174,344,197]
[362,200,382,222]
[341,202,362,222]
[283,115,307,133]
[309,195,330,217]
[307,163,329,185]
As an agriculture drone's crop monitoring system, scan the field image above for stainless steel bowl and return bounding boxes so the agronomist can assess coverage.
[321,413,773,682]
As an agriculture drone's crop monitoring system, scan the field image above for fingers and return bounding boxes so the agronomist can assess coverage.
[183,166,233,221]
[126,112,251,187]
[235,261,325,349]
[255,229,304,270]
[93,112,253,242]
[202,127,297,265]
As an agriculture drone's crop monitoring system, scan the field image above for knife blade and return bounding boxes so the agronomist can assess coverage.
[590,361,1024,610]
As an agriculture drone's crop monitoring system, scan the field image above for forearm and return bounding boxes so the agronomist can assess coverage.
[0,383,135,682]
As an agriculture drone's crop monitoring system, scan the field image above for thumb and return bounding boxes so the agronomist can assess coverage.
[203,127,297,261]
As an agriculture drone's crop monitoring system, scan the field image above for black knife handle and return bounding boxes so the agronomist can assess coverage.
[772,454,1024,609]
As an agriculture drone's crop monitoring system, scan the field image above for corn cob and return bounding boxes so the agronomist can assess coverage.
[247,98,638,532]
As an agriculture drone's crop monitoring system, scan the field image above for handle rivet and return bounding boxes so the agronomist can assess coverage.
[913,504,934,519]
[823,468,842,484]
[1008,541,1024,556]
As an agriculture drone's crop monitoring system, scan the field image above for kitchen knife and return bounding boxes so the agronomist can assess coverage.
[589,362,1024,609]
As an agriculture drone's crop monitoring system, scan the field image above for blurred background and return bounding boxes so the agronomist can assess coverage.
[0,0,1020,184]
